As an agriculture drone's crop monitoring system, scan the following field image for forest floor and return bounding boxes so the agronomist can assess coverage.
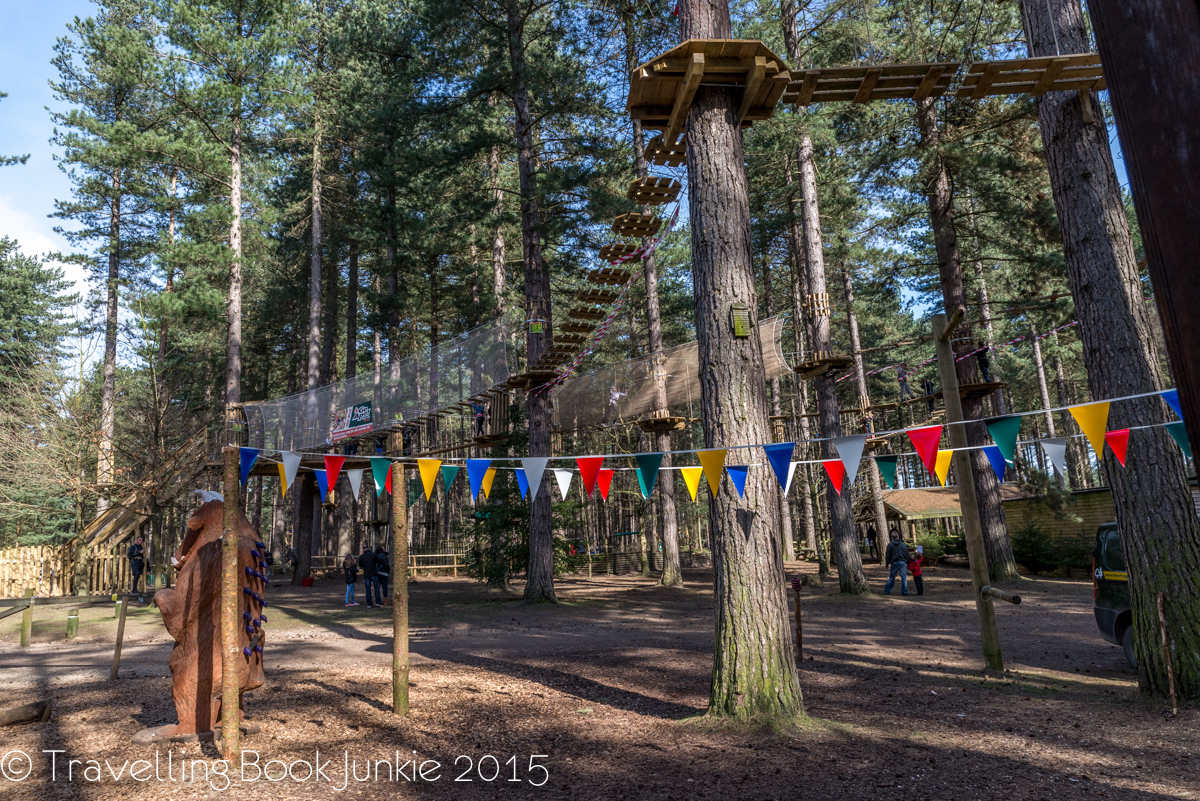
[0,559,1196,801]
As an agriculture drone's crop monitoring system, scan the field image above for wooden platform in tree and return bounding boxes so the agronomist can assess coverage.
[955,54,1105,98]
[560,321,597,334]
[636,415,687,433]
[597,242,641,263]
[568,307,607,321]
[506,370,560,391]
[473,434,511,447]
[864,437,890,451]
[794,353,855,378]
[644,135,687,167]
[612,212,662,238]
[783,62,958,106]
[587,266,634,286]
[628,40,791,142]
[627,176,681,205]
[577,288,621,304]
[959,381,1007,400]
[555,333,589,346]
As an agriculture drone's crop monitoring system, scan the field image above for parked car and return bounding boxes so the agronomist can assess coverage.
[1092,522,1135,667]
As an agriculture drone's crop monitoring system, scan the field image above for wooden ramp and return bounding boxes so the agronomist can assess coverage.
[783,63,958,105]
[956,54,1105,98]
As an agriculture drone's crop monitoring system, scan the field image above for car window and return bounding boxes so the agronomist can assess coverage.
[1099,524,1125,573]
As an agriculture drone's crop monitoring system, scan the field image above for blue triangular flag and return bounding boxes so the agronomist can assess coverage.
[726,465,750,498]
[1162,389,1183,421]
[1166,421,1193,458]
[514,468,529,500]
[636,453,663,497]
[442,465,460,491]
[239,448,260,486]
[983,445,1007,481]
[314,469,329,501]
[762,442,795,490]
[466,459,492,499]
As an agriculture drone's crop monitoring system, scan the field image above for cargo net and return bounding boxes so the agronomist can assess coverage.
[244,318,513,452]
[552,316,790,428]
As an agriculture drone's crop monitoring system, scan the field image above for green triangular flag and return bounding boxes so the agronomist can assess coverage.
[984,415,1022,463]
[370,457,391,497]
[635,453,663,499]
[441,464,461,490]
[1166,422,1193,458]
[874,455,898,489]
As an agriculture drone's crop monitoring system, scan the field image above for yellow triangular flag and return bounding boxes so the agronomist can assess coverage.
[417,458,442,501]
[1069,401,1111,460]
[277,462,289,496]
[481,467,497,499]
[680,467,704,502]
[934,449,954,486]
[697,449,728,497]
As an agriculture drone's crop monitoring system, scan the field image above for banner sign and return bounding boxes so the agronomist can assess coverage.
[330,401,373,442]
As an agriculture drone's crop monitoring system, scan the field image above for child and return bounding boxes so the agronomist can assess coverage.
[908,546,925,596]
[343,555,359,606]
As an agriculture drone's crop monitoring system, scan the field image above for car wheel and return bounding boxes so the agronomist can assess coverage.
[1122,626,1136,668]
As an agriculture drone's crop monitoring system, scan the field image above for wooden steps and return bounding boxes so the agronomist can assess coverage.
[956,54,1104,98]
[793,353,855,379]
[612,212,662,238]
[560,322,597,334]
[627,176,681,205]
[568,307,607,321]
[597,242,642,263]
[576,288,621,304]
[783,62,958,105]
[644,135,687,167]
[587,266,634,285]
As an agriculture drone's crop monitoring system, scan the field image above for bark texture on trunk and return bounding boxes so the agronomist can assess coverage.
[490,140,507,317]
[97,171,121,516]
[226,118,243,407]
[346,238,358,380]
[1024,0,1200,699]
[507,0,555,603]
[293,472,314,584]
[679,0,803,720]
[916,99,1017,581]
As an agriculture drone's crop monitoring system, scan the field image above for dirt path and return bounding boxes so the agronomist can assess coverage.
[0,562,1194,800]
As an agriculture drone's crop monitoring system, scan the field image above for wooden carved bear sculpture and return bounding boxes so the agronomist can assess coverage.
[152,500,267,737]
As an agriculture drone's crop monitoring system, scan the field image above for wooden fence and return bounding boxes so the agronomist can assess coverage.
[0,545,75,598]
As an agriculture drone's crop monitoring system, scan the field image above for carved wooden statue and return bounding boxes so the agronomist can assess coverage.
[141,499,267,742]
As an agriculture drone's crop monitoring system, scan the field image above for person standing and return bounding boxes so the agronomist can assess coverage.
[883,530,910,596]
[343,555,359,607]
[359,545,379,608]
[127,535,146,598]
[908,548,926,596]
[923,377,936,413]
[375,545,390,603]
[865,526,879,560]
[897,363,915,401]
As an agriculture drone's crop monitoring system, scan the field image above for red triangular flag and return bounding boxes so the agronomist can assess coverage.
[597,468,614,501]
[384,468,393,495]
[822,460,846,495]
[324,455,346,492]
[577,457,604,498]
[907,425,943,477]
[1105,429,1130,467]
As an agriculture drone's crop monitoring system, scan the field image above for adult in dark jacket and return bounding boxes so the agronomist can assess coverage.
[375,545,390,602]
[883,530,910,596]
[128,535,147,596]
[358,547,380,608]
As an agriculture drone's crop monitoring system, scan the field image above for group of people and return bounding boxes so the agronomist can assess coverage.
[864,526,926,597]
[342,545,391,608]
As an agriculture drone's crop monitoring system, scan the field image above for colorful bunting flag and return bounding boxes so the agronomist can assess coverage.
[1162,388,1183,420]
[984,416,1022,463]
[315,469,329,501]
[1166,422,1193,458]
[553,469,573,501]
[635,453,663,498]
[907,425,943,478]
[522,458,550,500]
[983,445,1007,481]
[481,467,497,499]
[417,459,441,501]
[370,457,390,497]
[1105,429,1130,467]
[577,456,604,497]
[726,465,749,498]
[697,449,728,497]
[278,452,303,496]
[934,450,953,486]
[762,442,796,490]
[1041,438,1069,477]
[784,461,799,495]
[385,468,392,496]
[347,468,364,501]
[1069,402,1111,459]
[323,455,346,492]
[822,460,846,495]
[467,459,492,499]
[680,467,704,502]
[874,455,898,489]
[514,468,529,500]
[441,464,460,491]
[833,434,868,487]
[239,448,260,486]
[597,468,614,501]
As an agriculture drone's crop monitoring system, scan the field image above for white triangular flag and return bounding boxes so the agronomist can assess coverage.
[280,451,302,494]
[783,462,799,495]
[552,469,573,500]
[833,434,869,487]
[1041,437,1069,477]
[347,468,364,501]
[521,457,550,500]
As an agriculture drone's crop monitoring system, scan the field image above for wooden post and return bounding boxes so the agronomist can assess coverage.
[790,577,803,663]
[933,311,1004,672]
[66,608,79,639]
[20,588,33,647]
[391,462,409,715]
[219,445,241,759]
[110,597,127,680]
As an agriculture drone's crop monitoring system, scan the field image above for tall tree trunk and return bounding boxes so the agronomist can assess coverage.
[384,145,400,386]
[97,170,121,515]
[346,238,358,380]
[157,169,177,373]
[489,138,507,317]
[321,239,338,385]
[761,251,796,562]
[1052,349,1083,487]
[1030,327,1056,436]
[842,265,889,564]
[293,472,314,584]
[916,99,1017,581]
[308,119,323,394]
[678,0,803,720]
[1021,0,1200,699]
[967,194,1006,414]
[227,117,243,408]
[506,0,555,603]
